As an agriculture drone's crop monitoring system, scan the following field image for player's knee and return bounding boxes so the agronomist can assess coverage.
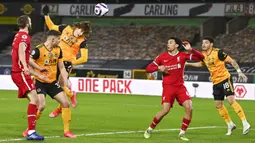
[185,105,193,112]
[61,100,70,108]
[28,90,39,104]
[216,104,223,109]
[39,102,46,111]
[162,108,170,115]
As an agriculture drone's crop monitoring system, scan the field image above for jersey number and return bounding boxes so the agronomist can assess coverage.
[223,82,230,89]
[55,83,61,88]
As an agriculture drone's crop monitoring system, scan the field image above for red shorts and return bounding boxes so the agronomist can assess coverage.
[162,84,191,107]
[11,72,36,98]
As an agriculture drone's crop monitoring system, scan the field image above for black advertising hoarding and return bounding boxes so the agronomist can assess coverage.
[0,3,40,16]
[71,68,125,78]
[184,72,254,83]
[157,71,254,83]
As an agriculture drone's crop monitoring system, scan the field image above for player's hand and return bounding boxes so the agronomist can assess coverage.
[39,67,48,73]
[182,41,192,51]
[238,72,248,80]
[64,61,73,69]
[42,5,49,15]
[158,65,169,74]
[23,67,30,75]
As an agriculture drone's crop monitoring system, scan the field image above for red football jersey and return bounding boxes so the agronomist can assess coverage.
[11,31,31,72]
[153,51,197,85]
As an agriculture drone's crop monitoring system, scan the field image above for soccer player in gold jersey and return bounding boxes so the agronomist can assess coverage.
[42,5,92,117]
[186,37,250,135]
[24,30,76,138]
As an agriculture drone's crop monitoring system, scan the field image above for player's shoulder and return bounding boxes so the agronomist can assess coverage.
[17,31,30,37]
[36,43,45,49]
[212,47,221,52]
[157,52,169,58]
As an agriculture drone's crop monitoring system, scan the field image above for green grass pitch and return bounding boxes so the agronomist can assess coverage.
[0,90,254,143]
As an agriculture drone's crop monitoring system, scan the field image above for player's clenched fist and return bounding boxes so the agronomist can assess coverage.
[158,65,169,74]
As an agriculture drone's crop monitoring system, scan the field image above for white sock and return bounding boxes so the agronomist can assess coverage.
[242,120,249,126]
[148,127,153,131]
[227,121,234,128]
[28,130,35,135]
[179,129,185,135]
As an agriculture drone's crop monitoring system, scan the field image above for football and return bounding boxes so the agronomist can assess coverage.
[94,3,109,17]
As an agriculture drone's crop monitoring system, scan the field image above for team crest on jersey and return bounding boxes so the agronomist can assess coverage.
[22,35,27,39]
[177,56,180,62]
[48,53,53,58]
[54,53,58,57]
[37,88,41,92]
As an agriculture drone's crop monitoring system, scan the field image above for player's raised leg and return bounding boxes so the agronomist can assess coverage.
[60,70,77,108]
[215,100,236,135]
[54,91,76,138]
[227,96,250,135]
[144,102,171,139]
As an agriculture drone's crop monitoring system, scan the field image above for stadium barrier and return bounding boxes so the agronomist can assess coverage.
[0,75,254,100]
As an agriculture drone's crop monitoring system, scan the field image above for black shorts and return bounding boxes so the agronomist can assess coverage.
[213,77,234,100]
[56,61,73,80]
[35,80,63,98]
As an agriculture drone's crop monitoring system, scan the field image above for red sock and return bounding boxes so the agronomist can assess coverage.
[27,104,37,130]
[150,117,161,129]
[181,118,191,131]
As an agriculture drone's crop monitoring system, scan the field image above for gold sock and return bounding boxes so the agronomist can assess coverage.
[62,108,71,133]
[217,106,232,123]
[231,101,246,121]
[63,86,73,98]
[36,111,43,120]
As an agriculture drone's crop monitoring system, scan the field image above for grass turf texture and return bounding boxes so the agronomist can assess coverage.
[0,90,254,143]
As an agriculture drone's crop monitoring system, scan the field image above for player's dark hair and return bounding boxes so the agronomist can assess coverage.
[73,21,92,38]
[47,30,61,37]
[203,36,214,43]
[17,15,30,29]
[170,37,185,51]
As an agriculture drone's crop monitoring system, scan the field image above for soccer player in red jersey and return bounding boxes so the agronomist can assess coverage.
[11,15,44,140]
[143,37,204,141]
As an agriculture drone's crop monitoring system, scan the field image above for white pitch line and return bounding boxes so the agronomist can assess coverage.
[0,126,218,142]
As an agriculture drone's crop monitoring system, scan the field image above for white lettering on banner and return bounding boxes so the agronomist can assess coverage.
[144,4,178,16]
[0,75,254,100]
[184,75,199,81]
[69,4,95,16]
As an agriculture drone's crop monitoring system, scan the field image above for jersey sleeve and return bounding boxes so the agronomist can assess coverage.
[19,34,29,46]
[30,48,40,60]
[79,41,88,49]
[218,50,231,62]
[200,60,206,66]
[153,54,162,66]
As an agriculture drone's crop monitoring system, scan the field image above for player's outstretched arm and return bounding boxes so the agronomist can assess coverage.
[185,62,203,67]
[226,58,247,79]
[183,42,204,60]
[44,15,60,32]
[72,42,88,65]
[29,57,48,72]
[29,66,50,82]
